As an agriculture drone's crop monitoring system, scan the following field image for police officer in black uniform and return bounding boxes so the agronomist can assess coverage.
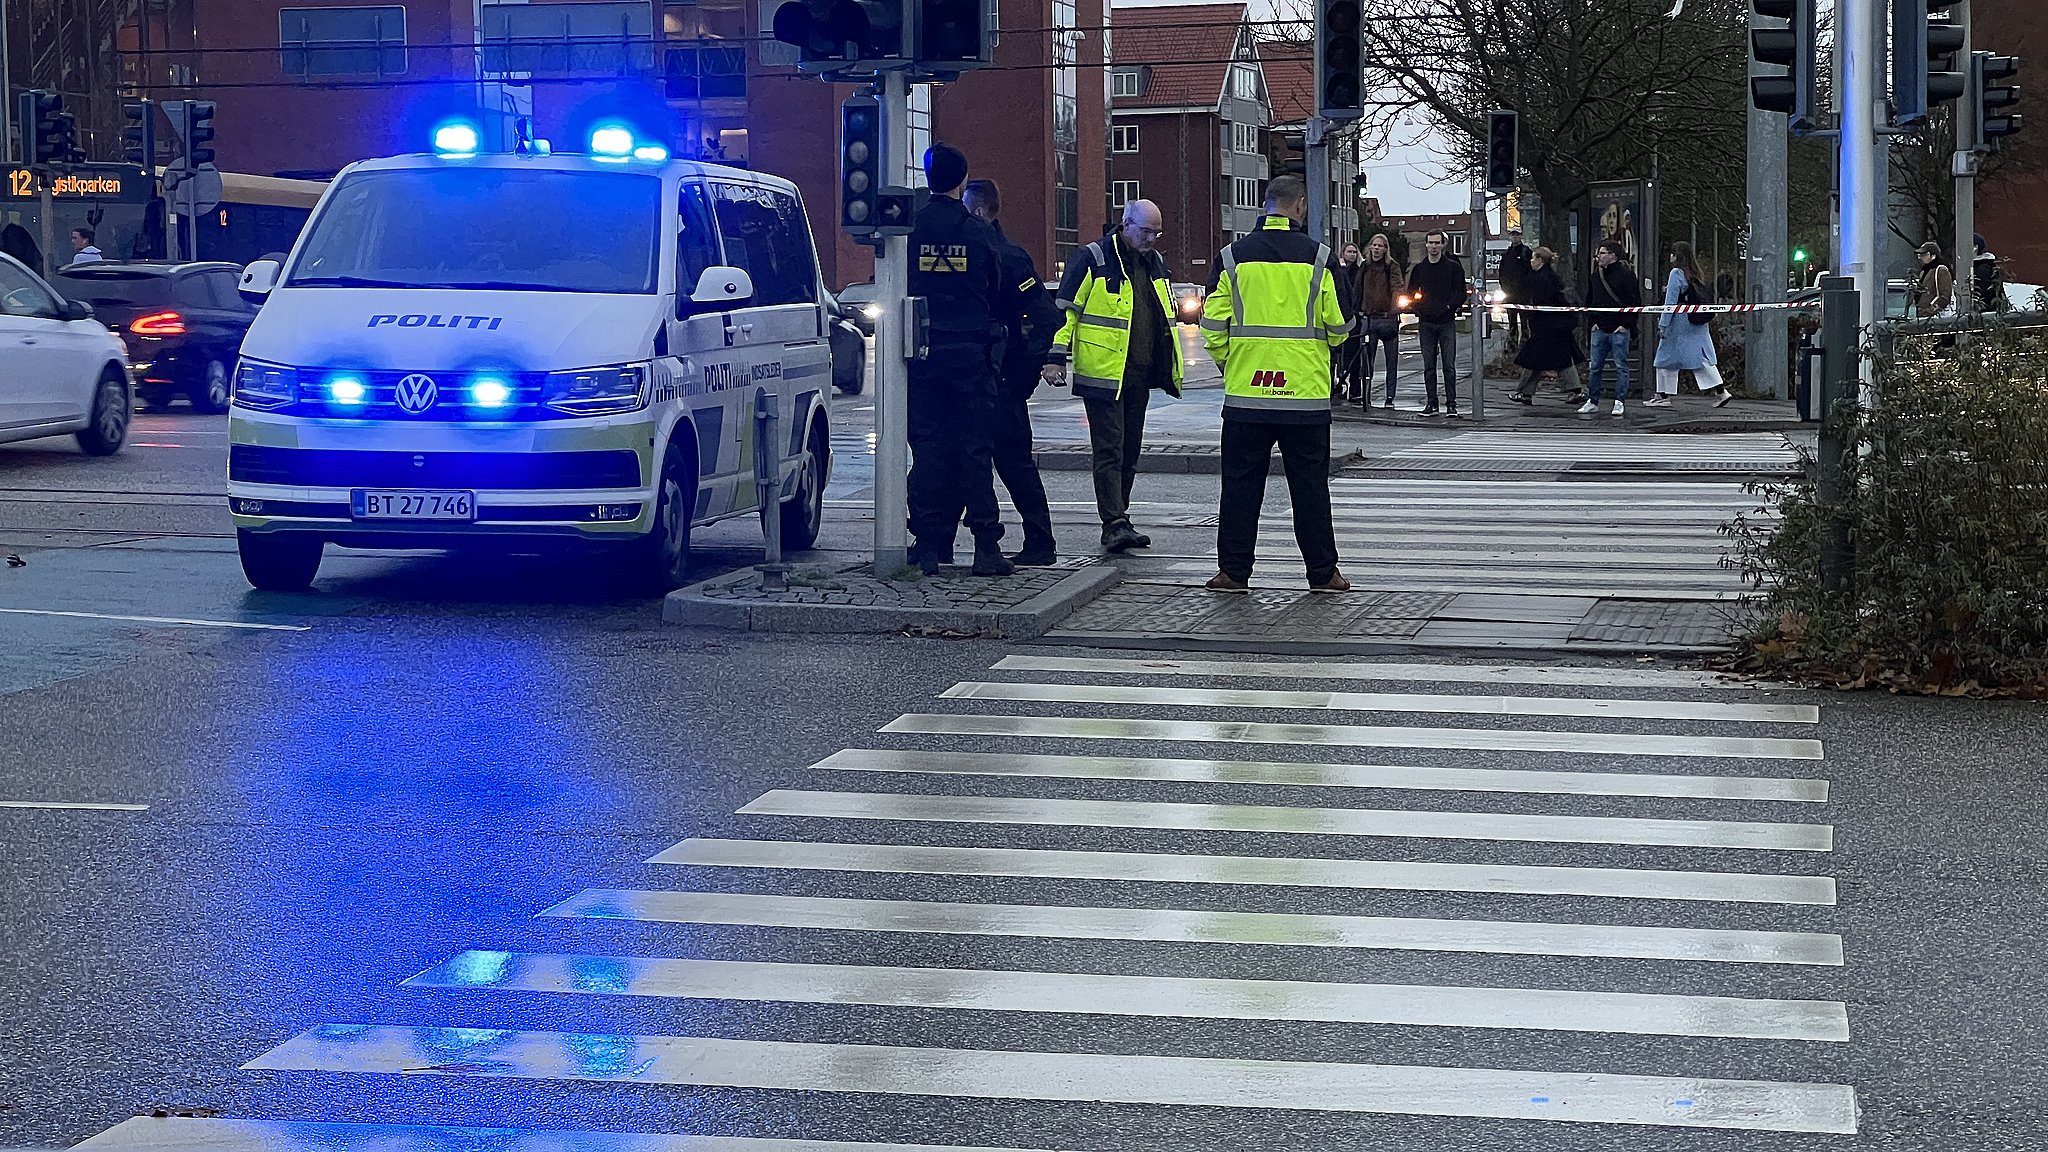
[963,177,1063,566]
[905,144,1019,576]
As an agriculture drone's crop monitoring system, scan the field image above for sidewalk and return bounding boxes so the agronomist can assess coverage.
[1335,372,1806,432]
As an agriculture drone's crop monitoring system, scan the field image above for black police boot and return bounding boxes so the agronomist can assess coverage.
[908,541,942,576]
[1011,540,1058,567]
[971,539,1015,577]
[1102,520,1144,552]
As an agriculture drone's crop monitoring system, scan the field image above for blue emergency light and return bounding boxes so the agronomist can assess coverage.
[433,121,481,157]
[471,378,513,409]
[590,125,636,159]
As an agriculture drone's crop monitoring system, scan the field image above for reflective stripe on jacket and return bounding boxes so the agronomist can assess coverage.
[1052,239,1185,400]
[1202,215,1350,422]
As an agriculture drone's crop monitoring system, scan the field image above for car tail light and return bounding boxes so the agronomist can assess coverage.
[131,310,187,336]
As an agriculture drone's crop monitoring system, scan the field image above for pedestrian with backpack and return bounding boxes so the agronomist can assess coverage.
[1649,241,1731,408]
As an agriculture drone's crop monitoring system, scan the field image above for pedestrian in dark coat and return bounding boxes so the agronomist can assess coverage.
[1510,249,1583,403]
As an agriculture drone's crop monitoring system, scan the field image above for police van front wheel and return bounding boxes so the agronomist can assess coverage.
[777,417,828,552]
[636,443,696,593]
[238,530,323,591]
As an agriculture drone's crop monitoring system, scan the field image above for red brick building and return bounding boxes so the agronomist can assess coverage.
[105,0,1104,287]
[1974,0,2048,285]
[1107,2,1270,286]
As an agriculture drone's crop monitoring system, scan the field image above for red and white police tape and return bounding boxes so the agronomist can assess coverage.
[1493,300,1820,314]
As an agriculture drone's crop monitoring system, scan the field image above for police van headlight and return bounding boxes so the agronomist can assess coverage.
[541,363,649,416]
[233,359,300,409]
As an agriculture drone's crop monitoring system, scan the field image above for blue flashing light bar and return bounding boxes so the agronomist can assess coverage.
[433,121,481,157]
[632,144,670,162]
[590,125,635,159]
[329,377,368,406]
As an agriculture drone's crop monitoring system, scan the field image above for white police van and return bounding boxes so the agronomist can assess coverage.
[228,123,833,591]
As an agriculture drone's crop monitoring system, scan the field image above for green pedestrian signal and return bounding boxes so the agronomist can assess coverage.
[1792,246,1810,263]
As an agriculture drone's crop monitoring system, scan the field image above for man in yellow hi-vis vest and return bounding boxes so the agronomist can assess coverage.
[1200,175,1353,594]
[1042,199,1184,553]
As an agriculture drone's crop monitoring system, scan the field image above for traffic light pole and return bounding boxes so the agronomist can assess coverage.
[1953,0,1977,317]
[1747,7,1791,399]
[871,68,911,577]
[1467,183,1485,420]
[1842,0,1882,402]
[1305,117,1329,244]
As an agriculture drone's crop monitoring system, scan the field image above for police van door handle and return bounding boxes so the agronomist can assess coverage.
[739,322,755,335]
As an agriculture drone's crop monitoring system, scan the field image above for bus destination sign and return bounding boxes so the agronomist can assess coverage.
[3,164,153,204]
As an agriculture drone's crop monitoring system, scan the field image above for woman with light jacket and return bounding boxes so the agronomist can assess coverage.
[1649,241,1732,408]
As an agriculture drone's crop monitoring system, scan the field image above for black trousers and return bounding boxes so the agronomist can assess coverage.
[907,344,1003,556]
[990,377,1055,553]
[1216,418,1338,584]
[1080,377,1153,527]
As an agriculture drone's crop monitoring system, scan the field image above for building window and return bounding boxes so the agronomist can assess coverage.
[1111,70,1140,98]
[279,6,407,77]
[1053,0,1080,247]
[1231,122,1259,155]
[1451,232,1468,256]
[1231,63,1257,101]
[908,84,933,187]
[1234,176,1258,209]
[1112,124,1139,153]
[1113,180,1141,206]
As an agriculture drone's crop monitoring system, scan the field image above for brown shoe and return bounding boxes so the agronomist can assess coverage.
[1310,570,1352,594]
[1205,571,1250,594]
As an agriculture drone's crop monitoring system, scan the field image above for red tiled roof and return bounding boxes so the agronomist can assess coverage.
[1111,3,1249,110]
[1258,38,1316,127]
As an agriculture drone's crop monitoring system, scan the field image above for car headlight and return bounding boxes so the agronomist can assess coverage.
[862,303,883,321]
[233,360,299,409]
[541,363,648,416]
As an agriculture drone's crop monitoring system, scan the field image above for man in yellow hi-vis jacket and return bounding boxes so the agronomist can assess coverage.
[1200,175,1353,594]
[1042,199,1184,553]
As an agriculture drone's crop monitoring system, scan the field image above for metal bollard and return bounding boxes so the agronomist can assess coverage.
[755,388,788,592]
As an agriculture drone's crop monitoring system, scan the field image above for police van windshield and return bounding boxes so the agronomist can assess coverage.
[286,167,662,294]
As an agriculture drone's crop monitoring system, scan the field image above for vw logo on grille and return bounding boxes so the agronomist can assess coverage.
[394,373,439,414]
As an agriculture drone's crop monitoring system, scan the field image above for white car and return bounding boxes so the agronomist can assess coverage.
[0,253,132,456]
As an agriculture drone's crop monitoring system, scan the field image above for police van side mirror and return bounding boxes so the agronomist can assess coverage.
[240,259,281,304]
[691,266,754,305]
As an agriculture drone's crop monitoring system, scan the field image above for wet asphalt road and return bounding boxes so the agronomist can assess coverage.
[2,394,2046,1152]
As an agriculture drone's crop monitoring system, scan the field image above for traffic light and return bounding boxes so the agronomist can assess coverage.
[913,0,991,78]
[22,90,77,166]
[184,100,218,169]
[1894,0,1969,126]
[1315,0,1362,121]
[1793,245,1811,264]
[1750,0,1818,131]
[1273,131,1305,178]
[123,101,155,168]
[839,93,882,234]
[1485,110,1517,193]
[1972,52,2022,151]
[1352,172,1368,199]
[772,0,906,69]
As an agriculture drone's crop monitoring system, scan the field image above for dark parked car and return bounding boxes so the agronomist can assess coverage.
[54,261,256,412]
[823,288,868,395]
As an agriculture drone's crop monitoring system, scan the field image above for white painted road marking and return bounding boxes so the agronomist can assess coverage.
[737,789,1836,852]
[408,951,1852,1042]
[0,607,310,631]
[0,800,149,811]
[989,654,1775,692]
[541,889,1847,965]
[73,1116,1056,1152]
[882,713,1827,760]
[940,680,1820,724]
[651,837,1838,905]
[813,747,1830,802]
[243,1026,1858,1133]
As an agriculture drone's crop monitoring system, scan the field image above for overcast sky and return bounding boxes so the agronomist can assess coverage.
[1111,0,1467,215]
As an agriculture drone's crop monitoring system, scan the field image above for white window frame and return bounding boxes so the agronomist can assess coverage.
[1112,70,1140,98]
[1234,176,1259,209]
[1112,124,1139,153]
[1230,122,1259,155]
[1231,63,1257,101]
[1112,180,1141,207]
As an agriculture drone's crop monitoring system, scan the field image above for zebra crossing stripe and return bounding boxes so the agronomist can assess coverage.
[540,889,1846,965]
[881,713,1826,760]
[813,748,1829,802]
[987,654,1774,693]
[651,837,1840,905]
[407,951,1852,1042]
[241,1025,1858,1133]
[737,789,1835,852]
[938,680,1820,725]
[72,1117,1052,1152]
